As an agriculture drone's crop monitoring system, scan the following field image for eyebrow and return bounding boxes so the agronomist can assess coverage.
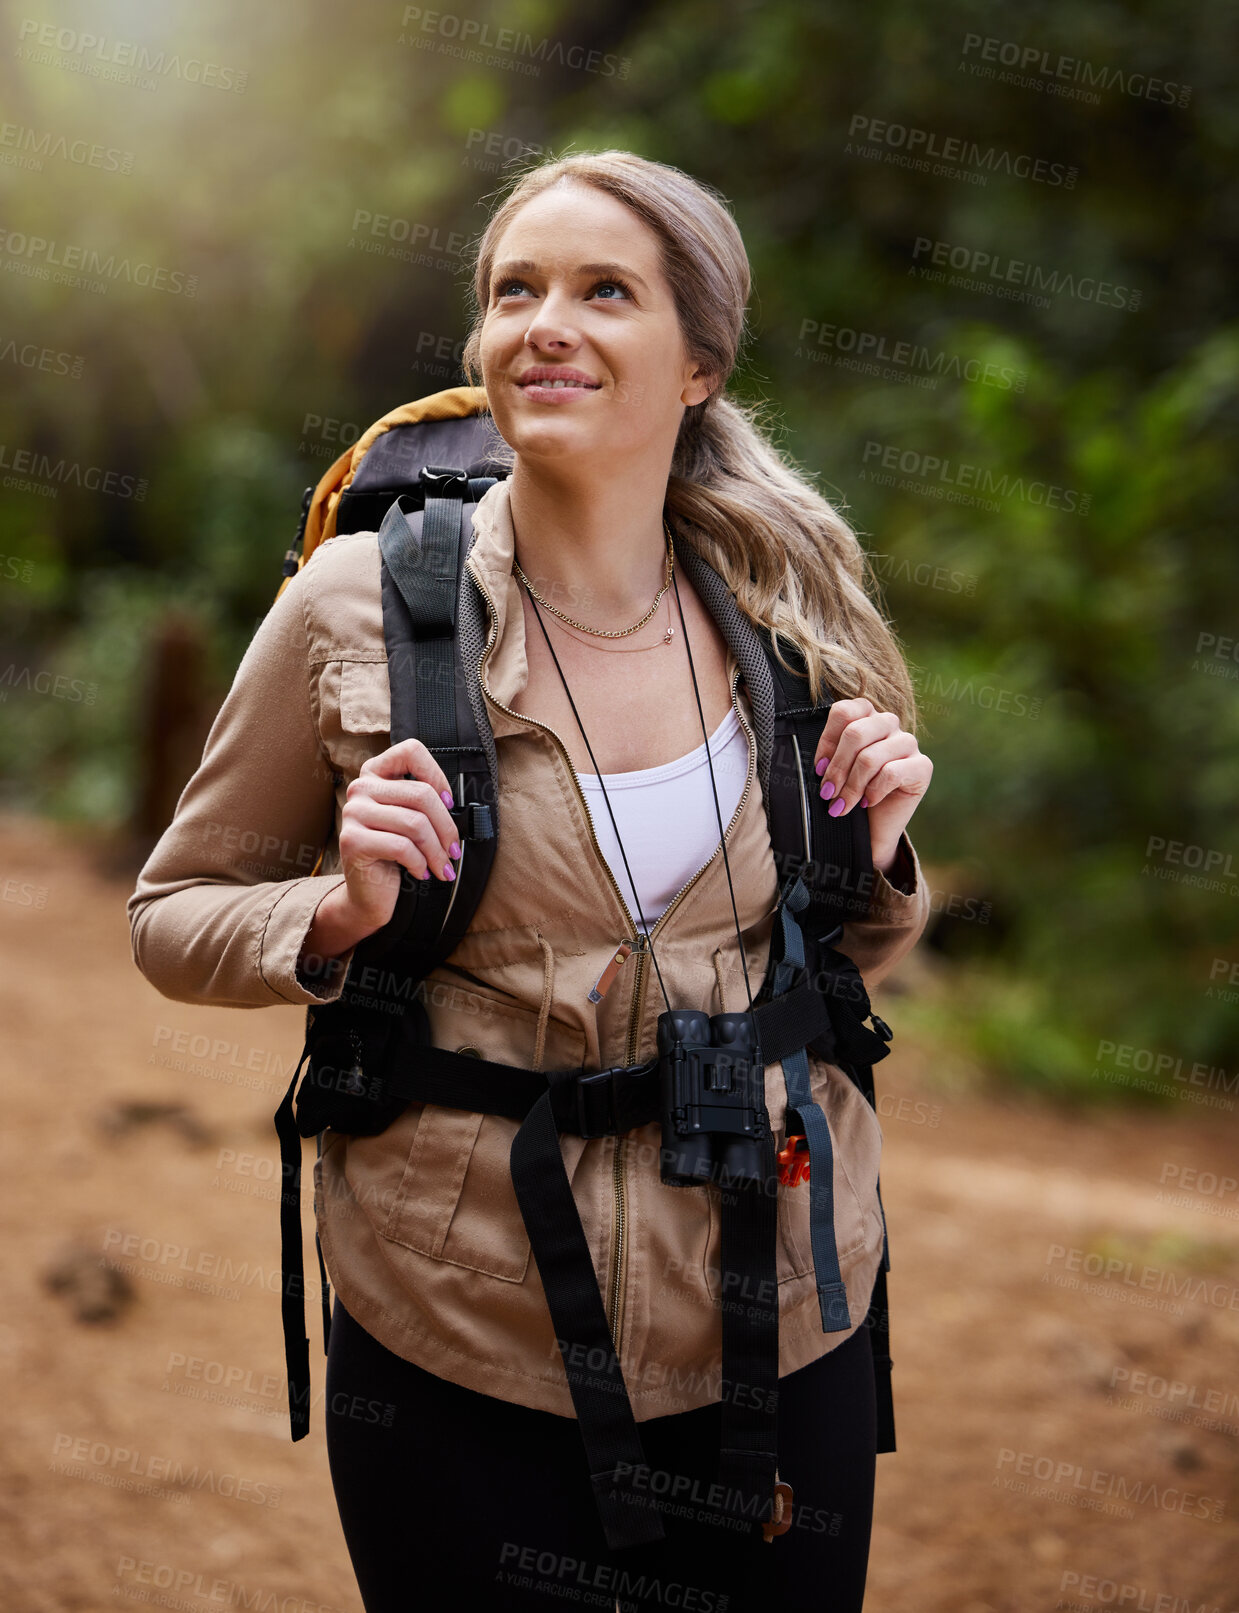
[490,258,650,291]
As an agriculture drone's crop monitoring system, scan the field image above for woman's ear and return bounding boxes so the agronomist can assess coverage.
[682,365,715,408]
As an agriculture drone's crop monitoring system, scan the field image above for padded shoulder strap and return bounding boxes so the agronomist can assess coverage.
[379,470,470,750]
[358,472,498,972]
[758,627,878,931]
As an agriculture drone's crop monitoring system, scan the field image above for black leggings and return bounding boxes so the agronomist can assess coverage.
[325,1296,876,1612]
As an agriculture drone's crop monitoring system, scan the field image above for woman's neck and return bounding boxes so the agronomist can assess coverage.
[506,462,673,619]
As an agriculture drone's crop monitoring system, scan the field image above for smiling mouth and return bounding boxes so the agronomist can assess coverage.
[514,370,603,390]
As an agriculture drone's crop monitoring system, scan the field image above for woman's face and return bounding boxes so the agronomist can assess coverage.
[478,180,713,477]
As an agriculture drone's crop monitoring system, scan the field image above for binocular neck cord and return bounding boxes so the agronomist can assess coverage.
[518,525,759,1041]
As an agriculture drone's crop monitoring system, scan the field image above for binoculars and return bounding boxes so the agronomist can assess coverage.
[657,1008,768,1190]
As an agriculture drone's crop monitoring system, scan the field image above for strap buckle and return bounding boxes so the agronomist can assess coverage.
[776,1133,811,1188]
[563,1059,658,1139]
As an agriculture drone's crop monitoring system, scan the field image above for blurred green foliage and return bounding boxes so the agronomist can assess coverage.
[1,0,1235,1099]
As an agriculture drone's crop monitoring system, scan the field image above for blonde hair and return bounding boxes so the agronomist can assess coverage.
[459,147,918,729]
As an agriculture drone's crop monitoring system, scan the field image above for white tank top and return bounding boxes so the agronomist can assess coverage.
[576,706,750,933]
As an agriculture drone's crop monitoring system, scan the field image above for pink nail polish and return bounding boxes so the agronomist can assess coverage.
[820,780,835,799]
[860,796,869,809]
[828,796,847,817]
[441,790,455,809]
[449,841,462,860]
[814,758,828,776]
[443,863,456,881]
[418,868,431,880]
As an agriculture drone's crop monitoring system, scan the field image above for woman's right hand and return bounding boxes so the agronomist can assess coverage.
[335,738,463,936]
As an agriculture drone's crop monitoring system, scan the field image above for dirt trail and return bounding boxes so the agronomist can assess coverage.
[2,811,1236,1612]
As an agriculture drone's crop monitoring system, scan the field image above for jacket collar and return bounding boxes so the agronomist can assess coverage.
[462,476,777,800]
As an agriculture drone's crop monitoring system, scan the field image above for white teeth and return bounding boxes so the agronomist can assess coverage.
[525,378,594,388]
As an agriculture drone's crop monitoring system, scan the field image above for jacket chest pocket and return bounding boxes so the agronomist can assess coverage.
[322,658,392,780]
[379,969,589,1284]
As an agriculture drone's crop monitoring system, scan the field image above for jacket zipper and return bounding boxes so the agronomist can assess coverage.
[467,562,757,1355]
[604,665,756,1348]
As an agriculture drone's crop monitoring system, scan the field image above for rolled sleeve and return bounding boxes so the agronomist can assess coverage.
[835,828,932,993]
[127,558,358,1010]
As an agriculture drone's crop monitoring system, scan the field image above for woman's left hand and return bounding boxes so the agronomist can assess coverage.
[813,697,932,875]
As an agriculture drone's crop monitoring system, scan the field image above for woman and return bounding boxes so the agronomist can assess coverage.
[129,149,933,1612]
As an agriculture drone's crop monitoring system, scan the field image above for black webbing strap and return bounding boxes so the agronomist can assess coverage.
[714,1138,781,1532]
[275,1042,314,1440]
[511,1077,667,1550]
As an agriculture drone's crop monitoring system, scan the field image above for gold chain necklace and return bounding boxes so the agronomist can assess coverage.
[545,590,675,652]
[512,518,676,640]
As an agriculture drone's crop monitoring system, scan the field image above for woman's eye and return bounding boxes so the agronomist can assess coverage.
[492,278,632,301]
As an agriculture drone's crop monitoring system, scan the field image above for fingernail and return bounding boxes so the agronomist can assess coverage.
[449,841,462,860]
[860,796,869,808]
[814,758,828,776]
[828,797,847,817]
[441,790,455,808]
[419,868,431,880]
[820,779,835,799]
[442,863,456,880]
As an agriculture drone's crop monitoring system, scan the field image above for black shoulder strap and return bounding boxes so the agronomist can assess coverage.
[757,626,879,934]
[361,468,499,973]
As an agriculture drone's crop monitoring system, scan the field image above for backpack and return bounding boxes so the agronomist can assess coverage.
[272,387,899,1551]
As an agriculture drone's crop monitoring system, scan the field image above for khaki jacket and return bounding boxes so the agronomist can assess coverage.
[128,477,931,1419]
